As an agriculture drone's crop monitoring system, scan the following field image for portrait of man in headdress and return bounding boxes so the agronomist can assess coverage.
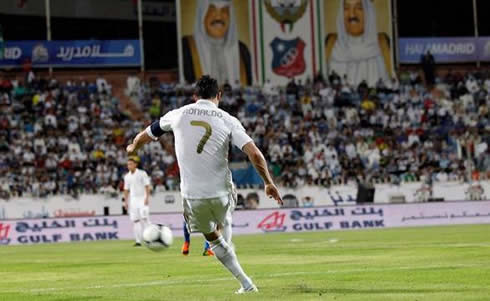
[325,0,392,87]
[181,0,252,85]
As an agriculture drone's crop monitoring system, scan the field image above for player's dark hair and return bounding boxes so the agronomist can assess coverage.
[195,75,219,99]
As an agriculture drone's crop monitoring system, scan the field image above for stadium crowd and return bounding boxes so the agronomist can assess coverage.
[1,69,490,199]
[0,73,142,199]
[132,69,490,188]
[135,72,490,187]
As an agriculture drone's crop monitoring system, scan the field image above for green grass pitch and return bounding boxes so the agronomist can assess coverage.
[0,224,489,301]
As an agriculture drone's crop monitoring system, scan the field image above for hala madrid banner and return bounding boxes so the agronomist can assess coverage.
[398,37,490,63]
[0,40,140,68]
[177,0,395,86]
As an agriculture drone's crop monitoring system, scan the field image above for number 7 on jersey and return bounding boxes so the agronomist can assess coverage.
[190,121,212,154]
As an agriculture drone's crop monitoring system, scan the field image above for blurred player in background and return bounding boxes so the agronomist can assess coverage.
[127,75,282,294]
[123,157,151,247]
[182,220,214,256]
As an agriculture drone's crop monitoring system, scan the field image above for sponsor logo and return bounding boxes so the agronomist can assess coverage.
[32,43,49,62]
[124,44,134,56]
[22,206,50,219]
[0,223,11,245]
[54,209,96,218]
[264,0,308,32]
[270,37,306,78]
[328,191,355,206]
[257,211,287,232]
[164,195,175,204]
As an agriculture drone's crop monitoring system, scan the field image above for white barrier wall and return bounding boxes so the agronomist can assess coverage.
[0,181,488,220]
[1,201,489,246]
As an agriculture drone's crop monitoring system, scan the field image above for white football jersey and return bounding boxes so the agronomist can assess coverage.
[146,99,252,199]
[124,168,151,207]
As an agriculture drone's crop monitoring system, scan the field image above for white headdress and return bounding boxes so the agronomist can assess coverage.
[330,0,389,86]
[193,0,240,84]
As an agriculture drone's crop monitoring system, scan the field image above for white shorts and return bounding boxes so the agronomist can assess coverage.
[129,206,149,222]
[183,194,233,234]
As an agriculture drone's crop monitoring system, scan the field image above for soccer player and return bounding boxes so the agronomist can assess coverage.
[181,93,215,257]
[126,75,282,294]
[123,157,151,247]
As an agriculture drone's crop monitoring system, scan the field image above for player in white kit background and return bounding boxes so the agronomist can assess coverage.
[123,157,151,247]
[126,75,283,294]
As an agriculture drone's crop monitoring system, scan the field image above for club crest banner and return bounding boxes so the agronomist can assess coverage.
[251,0,323,85]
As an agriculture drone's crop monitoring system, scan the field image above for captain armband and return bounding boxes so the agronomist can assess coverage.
[146,120,165,141]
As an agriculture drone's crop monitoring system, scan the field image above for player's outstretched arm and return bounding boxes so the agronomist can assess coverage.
[126,130,153,155]
[242,142,283,206]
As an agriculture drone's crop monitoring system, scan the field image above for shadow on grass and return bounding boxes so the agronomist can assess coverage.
[293,284,471,296]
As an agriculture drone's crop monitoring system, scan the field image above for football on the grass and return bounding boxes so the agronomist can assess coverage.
[142,224,173,251]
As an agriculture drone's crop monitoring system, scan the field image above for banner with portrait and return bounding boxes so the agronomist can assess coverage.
[177,0,395,86]
[323,0,394,87]
[177,0,252,86]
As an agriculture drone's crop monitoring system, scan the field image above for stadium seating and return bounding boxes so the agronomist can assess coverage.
[129,70,490,189]
[1,69,489,201]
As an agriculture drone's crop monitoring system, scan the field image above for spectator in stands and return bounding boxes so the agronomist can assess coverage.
[126,73,141,97]
[421,51,435,86]
[244,193,260,210]
[96,74,112,94]
[302,196,314,208]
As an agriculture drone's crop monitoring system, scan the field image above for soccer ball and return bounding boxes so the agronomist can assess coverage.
[142,224,173,252]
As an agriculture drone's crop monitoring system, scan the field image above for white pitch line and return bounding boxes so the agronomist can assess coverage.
[3,263,484,295]
[18,277,232,294]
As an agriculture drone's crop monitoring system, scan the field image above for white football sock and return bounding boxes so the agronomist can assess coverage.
[133,222,142,243]
[210,236,253,289]
[141,219,149,236]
